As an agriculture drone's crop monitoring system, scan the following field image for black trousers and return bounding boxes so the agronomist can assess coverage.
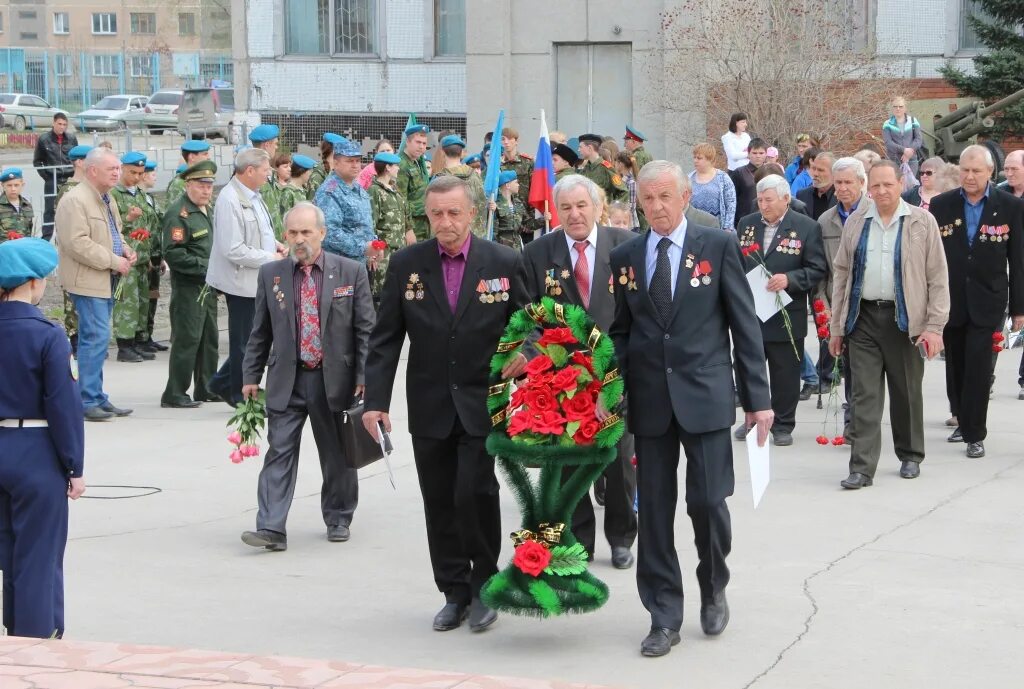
[209,294,255,405]
[411,418,501,606]
[41,175,61,241]
[635,421,733,631]
[944,323,995,442]
[571,431,638,557]
[739,340,802,434]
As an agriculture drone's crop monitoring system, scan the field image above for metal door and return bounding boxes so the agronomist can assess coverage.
[555,43,633,137]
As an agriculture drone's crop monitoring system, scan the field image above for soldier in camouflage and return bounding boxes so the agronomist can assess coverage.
[136,159,168,353]
[430,135,487,239]
[314,137,380,264]
[250,124,287,240]
[368,151,412,300]
[0,168,34,242]
[490,170,525,251]
[500,127,539,243]
[111,153,156,363]
[282,153,317,219]
[578,133,628,204]
[623,126,653,171]
[397,124,431,242]
[166,139,212,204]
[306,134,340,201]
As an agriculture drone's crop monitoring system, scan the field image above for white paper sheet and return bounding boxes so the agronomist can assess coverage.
[377,422,397,490]
[745,427,770,509]
[746,265,792,323]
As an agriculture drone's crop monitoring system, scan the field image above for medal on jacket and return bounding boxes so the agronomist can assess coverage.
[406,273,424,300]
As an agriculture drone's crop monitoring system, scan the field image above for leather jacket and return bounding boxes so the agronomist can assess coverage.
[33,130,79,185]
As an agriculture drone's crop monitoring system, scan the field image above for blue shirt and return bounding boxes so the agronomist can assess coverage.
[645,218,687,298]
[313,172,375,263]
[837,196,862,225]
[961,184,990,245]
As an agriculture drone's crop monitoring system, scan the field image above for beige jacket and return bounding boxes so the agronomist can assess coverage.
[814,194,867,309]
[56,180,123,298]
[830,200,949,339]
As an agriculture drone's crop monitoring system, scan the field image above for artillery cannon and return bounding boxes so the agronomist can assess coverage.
[925,87,1024,171]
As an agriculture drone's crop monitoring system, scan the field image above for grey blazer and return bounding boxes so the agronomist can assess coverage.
[242,252,375,413]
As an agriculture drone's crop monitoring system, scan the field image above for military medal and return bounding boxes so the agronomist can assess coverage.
[560,269,571,280]
[406,273,424,301]
[628,266,637,291]
[478,279,489,303]
[955,218,962,226]
[691,277,700,288]
[608,275,614,293]
[619,267,629,285]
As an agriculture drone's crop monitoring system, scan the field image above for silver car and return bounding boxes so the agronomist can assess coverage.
[142,90,183,134]
[75,94,149,132]
[0,93,66,131]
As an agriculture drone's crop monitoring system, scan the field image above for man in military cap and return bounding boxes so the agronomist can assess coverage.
[160,160,220,409]
[110,152,157,363]
[500,127,538,244]
[0,168,35,242]
[314,137,380,265]
[307,133,342,201]
[432,134,486,238]
[54,145,93,353]
[579,134,628,204]
[250,124,285,239]
[552,143,580,183]
[397,124,431,242]
[167,140,212,204]
[624,126,652,171]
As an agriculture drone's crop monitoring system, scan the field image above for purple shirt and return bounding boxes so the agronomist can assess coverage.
[438,235,471,313]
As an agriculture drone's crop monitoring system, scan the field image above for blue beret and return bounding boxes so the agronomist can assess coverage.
[374,152,401,165]
[322,133,344,146]
[567,137,580,154]
[0,168,23,183]
[0,238,58,289]
[440,135,466,149]
[175,163,188,174]
[144,160,157,172]
[499,170,518,186]
[121,151,146,166]
[249,124,280,143]
[331,137,361,158]
[625,125,647,142]
[181,139,211,154]
[464,154,482,165]
[69,145,93,161]
[291,154,317,170]
[404,124,430,136]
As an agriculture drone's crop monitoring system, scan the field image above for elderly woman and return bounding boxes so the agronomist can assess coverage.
[901,156,945,210]
[721,113,752,171]
[882,97,923,175]
[688,143,737,230]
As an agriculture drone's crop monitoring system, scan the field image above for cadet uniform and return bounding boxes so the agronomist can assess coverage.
[160,161,219,408]
[54,145,93,349]
[314,137,376,263]
[0,169,34,241]
[0,238,84,638]
[306,133,343,201]
[579,133,628,203]
[251,124,286,239]
[501,150,538,240]
[166,140,212,204]
[397,124,431,242]
[552,143,581,187]
[368,152,409,298]
[140,158,167,352]
[493,170,525,251]
[110,153,155,362]
[433,165,487,238]
[625,126,653,171]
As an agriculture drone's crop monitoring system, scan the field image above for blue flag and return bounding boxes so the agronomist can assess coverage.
[483,110,505,200]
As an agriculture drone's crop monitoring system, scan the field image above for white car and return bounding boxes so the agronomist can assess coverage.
[0,93,66,131]
[142,90,183,134]
[74,94,149,131]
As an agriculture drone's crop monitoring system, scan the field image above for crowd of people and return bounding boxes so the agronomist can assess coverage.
[0,97,1022,661]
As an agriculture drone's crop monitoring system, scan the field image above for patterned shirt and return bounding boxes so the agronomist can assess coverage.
[688,170,737,230]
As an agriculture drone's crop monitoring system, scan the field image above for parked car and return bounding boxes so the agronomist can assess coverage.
[75,94,149,132]
[177,88,235,142]
[142,89,183,134]
[0,93,66,131]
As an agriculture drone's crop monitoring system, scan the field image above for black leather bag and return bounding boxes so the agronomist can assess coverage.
[337,399,391,469]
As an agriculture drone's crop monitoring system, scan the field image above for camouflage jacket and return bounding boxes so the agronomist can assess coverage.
[260,176,286,240]
[494,193,525,237]
[112,185,156,265]
[369,179,409,251]
[631,145,653,171]
[432,164,486,238]
[313,172,375,263]
[56,178,81,207]
[581,159,628,203]
[0,194,34,240]
[397,151,429,220]
[279,183,307,222]
[142,191,163,264]
[306,164,328,201]
[502,152,537,228]
[166,176,186,205]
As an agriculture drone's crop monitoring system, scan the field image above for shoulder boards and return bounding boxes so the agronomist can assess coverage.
[179,207,190,218]
[601,160,613,169]
[519,153,533,160]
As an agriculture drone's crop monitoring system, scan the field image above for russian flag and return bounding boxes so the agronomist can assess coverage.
[528,110,559,232]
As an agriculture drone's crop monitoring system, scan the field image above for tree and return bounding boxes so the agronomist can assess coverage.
[651,0,905,156]
[940,0,1024,139]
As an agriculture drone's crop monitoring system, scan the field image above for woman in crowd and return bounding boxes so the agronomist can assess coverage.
[271,153,292,187]
[359,138,394,189]
[766,146,779,165]
[280,154,318,219]
[902,156,945,210]
[721,112,751,171]
[882,96,923,175]
[607,202,634,231]
[689,143,737,230]
[614,151,641,231]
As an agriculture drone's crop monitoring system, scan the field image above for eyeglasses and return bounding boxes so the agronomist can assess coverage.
[920,170,935,177]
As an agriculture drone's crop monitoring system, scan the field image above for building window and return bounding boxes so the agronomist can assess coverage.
[286,0,329,55]
[20,32,39,40]
[285,0,378,55]
[434,0,465,57]
[128,55,152,77]
[53,12,69,34]
[178,12,196,36]
[335,0,377,54]
[959,0,992,51]
[93,54,119,77]
[18,11,37,20]
[130,12,156,35]
[54,54,73,76]
[92,12,117,35]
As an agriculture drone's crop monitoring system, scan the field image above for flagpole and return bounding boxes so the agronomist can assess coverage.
[487,194,497,241]
[544,200,550,234]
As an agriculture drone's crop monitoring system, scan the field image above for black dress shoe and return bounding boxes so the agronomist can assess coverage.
[640,627,680,657]
[148,339,169,352]
[116,346,143,363]
[195,392,223,403]
[899,460,920,479]
[327,525,350,542]
[161,397,201,408]
[967,441,985,458]
[700,592,730,635]
[772,431,793,446]
[84,406,114,422]
[799,382,814,401]
[469,597,497,632]
[841,472,873,489]
[240,529,287,551]
[100,402,134,417]
[947,427,964,443]
[132,346,155,361]
[433,602,468,631]
[611,546,634,569]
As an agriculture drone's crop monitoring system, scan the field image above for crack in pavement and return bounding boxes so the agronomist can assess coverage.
[742,456,1024,689]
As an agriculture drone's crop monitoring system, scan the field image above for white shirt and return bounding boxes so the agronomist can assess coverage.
[645,216,688,298]
[861,199,911,301]
[721,131,751,171]
[565,225,598,295]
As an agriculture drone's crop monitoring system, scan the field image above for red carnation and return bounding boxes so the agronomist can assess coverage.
[550,366,582,394]
[525,355,554,376]
[815,435,829,445]
[573,417,601,446]
[831,436,845,446]
[530,410,567,435]
[749,242,761,253]
[6,231,24,240]
[815,313,828,326]
[993,332,1005,343]
[512,540,551,577]
[571,351,595,374]
[813,299,826,313]
[817,326,830,339]
[562,392,596,421]
[538,327,578,347]
[507,411,532,437]
[993,344,1003,353]
[525,387,557,412]
[371,239,387,251]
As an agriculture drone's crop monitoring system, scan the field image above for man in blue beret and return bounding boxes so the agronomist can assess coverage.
[398,124,431,241]
[32,112,78,240]
[314,139,379,264]
[248,124,280,157]
[137,160,167,354]
[0,168,35,243]
[624,126,652,170]
[167,140,212,204]
[306,133,343,202]
[248,124,282,238]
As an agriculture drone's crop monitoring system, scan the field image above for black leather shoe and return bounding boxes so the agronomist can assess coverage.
[772,431,793,446]
[116,346,143,363]
[841,472,873,489]
[327,525,350,542]
[640,627,680,657]
[148,339,169,352]
[195,392,223,403]
[433,602,468,631]
[132,346,155,361]
[734,423,748,440]
[799,382,814,401]
[468,598,497,632]
[700,592,730,636]
[900,460,920,479]
[161,397,201,408]
[967,441,985,458]
[241,529,287,552]
[947,427,964,443]
[611,546,634,569]
[100,402,134,417]
[84,406,114,422]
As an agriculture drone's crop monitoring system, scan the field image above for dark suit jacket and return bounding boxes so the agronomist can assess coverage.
[929,186,1024,328]
[736,210,827,342]
[242,252,375,413]
[796,185,837,221]
[609,225,772,436]
[730,164,757,219]
[364,235,530,439]
[521,226,634,332]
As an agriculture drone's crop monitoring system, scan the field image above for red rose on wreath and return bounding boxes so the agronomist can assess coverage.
[538,327,578,347]
[525,372,554,390]
[550,366,582,394]
[571,350,595,374]
[587,380,603,397]
[562,392,596,421]
[525,355,554,376]
[530,410,567,435]
[513,540,551,577]
[525,387,557,412]
[507,411,533,437]
[510,385,528,409]
[573,417,601,445]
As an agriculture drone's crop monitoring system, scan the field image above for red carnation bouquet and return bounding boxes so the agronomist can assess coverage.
[812,299,846,447]
[742,242,800,360]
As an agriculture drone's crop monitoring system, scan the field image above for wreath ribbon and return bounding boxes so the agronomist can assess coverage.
[511,522,565,548]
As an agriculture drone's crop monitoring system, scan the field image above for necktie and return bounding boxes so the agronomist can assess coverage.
[574,240,590,308]
[299,265,323,368]
[101,194,124,257]
[650,237,673,323]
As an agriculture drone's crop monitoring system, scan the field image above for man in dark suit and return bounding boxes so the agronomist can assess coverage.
[239,202,375,551]
[930,145,1024,458]
[735,174,828,445]
[730,137,767,219]
[363,176,530,633]
[608,161,773,657]
[795,150,837,221]
[522,174,637,570]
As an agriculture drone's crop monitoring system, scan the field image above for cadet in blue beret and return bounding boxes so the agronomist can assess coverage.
[624,125,652,170]
[176,163,187,175]
[0,168,23,183]
[249,124,280,158]
[68,145,93,161]
[398,125,432,240]
[120,151,147,168]
[374,152,401,165]
[282,154,317,217]
[0,236,86,638]
[404,123,430,137]
[492,169,525,251]
[111,153,155,363]
[137,160,167,354]
[1,168,35,241]
[306,134,344,201]
[144,159,157,172]
[440,134,466,149]
[464,153,482,169]
[168,141,212,203]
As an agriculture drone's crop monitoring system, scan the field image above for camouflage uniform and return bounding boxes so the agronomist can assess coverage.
[166,176,186,205]
[306,163,329,201]
[581,159,628,204]
[0,194,34,240]
[314,172,375,263]
[110,185,154,342]
[368,178,409,297]
[55,179,80,339]
[631,145,653,171]
[279,183,307,223]
[260,176,286,241]
[142,190,163,342]
[502,152,540,239]
[494,193,525,252]
[432,164,486,238]
[397,151,430,241]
